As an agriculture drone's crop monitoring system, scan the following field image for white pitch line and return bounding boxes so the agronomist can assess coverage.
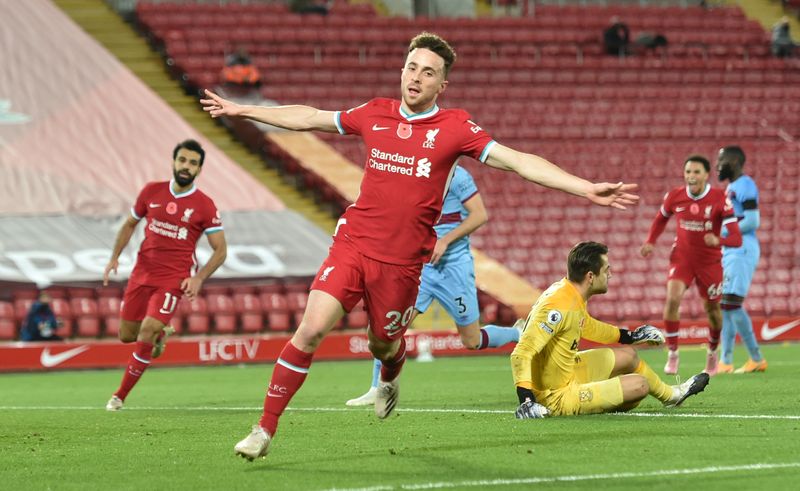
[320,462,800,491]
[0,405,799,420]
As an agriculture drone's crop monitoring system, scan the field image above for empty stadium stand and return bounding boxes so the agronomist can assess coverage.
[4,1,794,342]
[133,1,800,324]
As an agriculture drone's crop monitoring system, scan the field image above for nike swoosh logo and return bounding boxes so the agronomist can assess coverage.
[149,203,161,208]
[267,392,284,398]
[675,207,686,212]
[372,124,389,131]
[40,345,90,368]
[761,319,800,341]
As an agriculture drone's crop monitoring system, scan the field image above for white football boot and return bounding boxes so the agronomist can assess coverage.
[664,372,710,408]
[374,379,399,419]
[105,395,123,411]
[346,387,378,407]
[234,425,271,461]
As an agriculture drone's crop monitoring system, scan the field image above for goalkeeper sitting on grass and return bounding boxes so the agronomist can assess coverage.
[511,241,709,419]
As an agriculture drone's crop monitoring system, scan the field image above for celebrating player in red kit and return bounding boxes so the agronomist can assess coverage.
[104,139,227,411]
[202,32,638,461]
[641,155,741,376]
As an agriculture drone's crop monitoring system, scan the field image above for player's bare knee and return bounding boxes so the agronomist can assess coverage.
[621,374,648,401]
[138,318,164,342]
[119,331,137,343]
[368,337,398,361]
[291,326,325,352]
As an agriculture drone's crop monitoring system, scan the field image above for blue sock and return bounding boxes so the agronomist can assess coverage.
[480,325,520,349]
[720,309,738,364]
[730,307,762,362]
[370,358,381,388]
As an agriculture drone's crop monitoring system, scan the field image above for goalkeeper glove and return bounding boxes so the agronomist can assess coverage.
[515,400,550,419]
[515,386,550,419]
[619,325,665,345]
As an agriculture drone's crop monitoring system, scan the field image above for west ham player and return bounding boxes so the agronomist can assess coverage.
[201,32,638,461]
[716,146,766,374]
[345,165,522,407]
[512,242,709,420]
[640,155,741,376]
[103,139,227,411]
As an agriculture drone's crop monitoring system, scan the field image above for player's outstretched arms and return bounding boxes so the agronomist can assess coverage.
[586,182,640,210]
[515,387,550,419]
[619,325,665,345]
[483,144,639,210]
[201,89,338,132]
[201,90,246,118]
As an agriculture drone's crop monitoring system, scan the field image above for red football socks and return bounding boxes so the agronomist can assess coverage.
[664,320,680,351]
[259,342,313,436]
[708,328,720,351]
[114,341,153,401]
[379,337,406,384]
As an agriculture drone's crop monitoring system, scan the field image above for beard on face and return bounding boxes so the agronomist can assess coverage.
[173,168,195,186]
[718,165,733,181]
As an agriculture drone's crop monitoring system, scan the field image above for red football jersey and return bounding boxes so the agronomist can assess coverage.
[128,181,223,288]
[336,98,494,264]
[659,184,736,261]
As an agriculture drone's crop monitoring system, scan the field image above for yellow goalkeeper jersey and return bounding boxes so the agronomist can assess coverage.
[511,278,620,392]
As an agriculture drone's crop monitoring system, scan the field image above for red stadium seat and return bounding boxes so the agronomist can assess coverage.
[97,296,122,338]
[260,292,292,332]
[233,292,264,333]
[96,286,123,298]
[14,295,35,325]
[70,298,101,338]
[50,298,73,338]
[286,291,309,328]
[206,293,236,334]
[181,297,210,335]
[0,301,16,340]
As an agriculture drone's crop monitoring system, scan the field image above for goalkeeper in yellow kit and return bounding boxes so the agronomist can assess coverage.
[511,241,710,419]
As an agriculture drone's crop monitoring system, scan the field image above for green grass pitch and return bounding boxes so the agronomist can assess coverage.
[1,343,799,490]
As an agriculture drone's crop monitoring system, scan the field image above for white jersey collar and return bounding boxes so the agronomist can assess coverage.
[685,183,711,201]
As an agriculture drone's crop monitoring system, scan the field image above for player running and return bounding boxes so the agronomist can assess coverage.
[716,146,766,374]
[345,164,522,407]
[202,32,638,461]
[512,241,709,419]
[640,155,741,376]
[103,139,227,411]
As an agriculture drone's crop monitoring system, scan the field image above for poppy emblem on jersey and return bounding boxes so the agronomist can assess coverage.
[397,122,413,139]
[166,202,178,215]
[689,203,700,215]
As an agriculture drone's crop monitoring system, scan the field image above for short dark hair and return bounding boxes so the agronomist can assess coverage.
[567,241,608,282]
[173,139,205,166]
[720,145,746,166]
[408,32,456,79]
[684,154,710,172]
